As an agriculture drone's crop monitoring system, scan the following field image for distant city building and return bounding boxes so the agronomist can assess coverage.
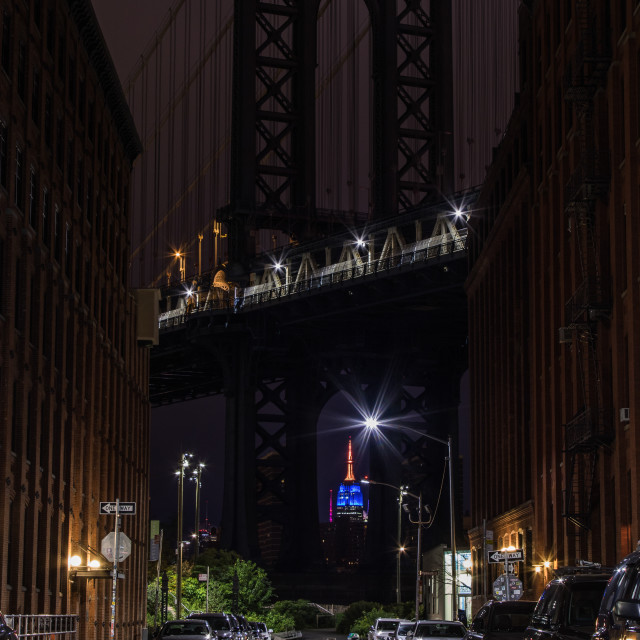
[321,437,366,570]
[0,1,147,638]
[335,437,365,522]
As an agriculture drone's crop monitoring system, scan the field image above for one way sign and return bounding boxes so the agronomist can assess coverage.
[100,502,136,515]
[488,549,524,563]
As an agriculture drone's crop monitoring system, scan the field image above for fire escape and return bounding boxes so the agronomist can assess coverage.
[560,0,612,530]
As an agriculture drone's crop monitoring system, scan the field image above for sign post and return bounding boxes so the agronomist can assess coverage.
[101,499,135,639]
[110,499,120,639]
[488,549,524,601]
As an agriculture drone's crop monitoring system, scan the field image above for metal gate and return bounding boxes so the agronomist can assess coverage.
[4,615,78,639]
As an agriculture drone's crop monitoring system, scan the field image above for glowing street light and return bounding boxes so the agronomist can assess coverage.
[176,452,192,617]
[365,416,457,617]
[362,477,406,604]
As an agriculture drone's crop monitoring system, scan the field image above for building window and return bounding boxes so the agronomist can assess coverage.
[42,187,50,246]
[31,67,40,124]
[76,157,83,207]
[1,11,11,74]
[0,236,4,308]
[17,40,26,100]
[55,116,63,168]
[33,0,42,31]
[0,120,7,189]
[15,146,24,210]
[14,258,23,330]
[54,204,60,259]
[78,77,85,124]
[43,93,52,149]
[65,222,71,275]
[86,175,93,223]
[68,55,75,103]
[66,139,73,189]
[57,33,65,82]
[29,168,38,228]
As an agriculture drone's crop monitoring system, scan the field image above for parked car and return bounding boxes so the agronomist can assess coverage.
[594,547,640,640]
[187,612,237,639]
[396,621,416,640]
[524,566,613,640]
[412,620,467,639]
[157,618,213,638]
[369,618,401,640]
[250,621,272,640]
[466,599,537,640]
[0,613,18,640]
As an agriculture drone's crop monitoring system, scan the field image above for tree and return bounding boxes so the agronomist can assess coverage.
[208,559,274,615]
[270,600,317,630]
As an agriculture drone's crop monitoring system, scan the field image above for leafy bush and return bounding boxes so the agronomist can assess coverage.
[271,600,317,629]
[265,610,296,633]
[336,601,384,634]
[351,607,397,638]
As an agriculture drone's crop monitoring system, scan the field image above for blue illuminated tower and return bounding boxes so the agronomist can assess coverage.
[335,437,365,522]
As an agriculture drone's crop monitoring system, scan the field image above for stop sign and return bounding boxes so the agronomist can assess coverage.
[101,532,132,562]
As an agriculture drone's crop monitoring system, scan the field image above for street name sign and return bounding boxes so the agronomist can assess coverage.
[488,549,524,563]
[100,502,136,515]
[492,574,523,601]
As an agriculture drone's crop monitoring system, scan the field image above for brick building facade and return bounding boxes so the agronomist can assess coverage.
[0,1,148,638]
[466,0,640,613]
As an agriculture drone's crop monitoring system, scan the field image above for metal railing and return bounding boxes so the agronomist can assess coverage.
[158,231,467,330]
[4,614,78,638]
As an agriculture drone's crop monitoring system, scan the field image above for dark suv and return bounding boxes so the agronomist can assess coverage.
[466,599,537,640]
[523,567,613,640]
[594,548,640,640]
[188,612,237,640]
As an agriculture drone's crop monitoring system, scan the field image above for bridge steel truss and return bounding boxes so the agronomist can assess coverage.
[151,201,470,592]
[152,0,459,594]
[223,0,453,263]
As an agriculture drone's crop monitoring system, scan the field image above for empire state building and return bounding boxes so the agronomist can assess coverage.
[335,437,365,521]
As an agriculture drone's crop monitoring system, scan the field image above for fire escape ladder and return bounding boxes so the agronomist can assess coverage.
[560,0,612,533]
[563,446,599,530]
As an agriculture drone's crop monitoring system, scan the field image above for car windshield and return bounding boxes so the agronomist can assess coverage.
[163,621,209,636]
[567,582,609,626]
[203,618,230,631]
[489,609,533,632]
[379,622,400,632]
[397,624,414,636]
[415,624,465,638]
[257,624,267,632]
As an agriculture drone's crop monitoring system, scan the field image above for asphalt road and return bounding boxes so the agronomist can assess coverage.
[300,630,349,640]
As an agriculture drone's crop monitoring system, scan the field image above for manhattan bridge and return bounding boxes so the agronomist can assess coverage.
[124,0,518,601]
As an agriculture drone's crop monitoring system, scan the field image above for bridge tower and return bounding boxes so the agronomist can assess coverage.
[211,0,459,596]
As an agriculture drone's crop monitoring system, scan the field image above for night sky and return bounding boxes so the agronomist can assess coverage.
[90,0,470,536]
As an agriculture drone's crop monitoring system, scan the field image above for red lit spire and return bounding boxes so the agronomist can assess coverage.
[345,436,355,481]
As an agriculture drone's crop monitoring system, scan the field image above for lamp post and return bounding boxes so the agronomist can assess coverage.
[192,462,205,562]
[361,478,406,603]
[365,421,457,618]
[176,453,191,618]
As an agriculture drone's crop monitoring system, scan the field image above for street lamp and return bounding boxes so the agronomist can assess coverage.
[192,462,205,562]
[176,453,192,618]
[361,478,406,604]
[365,419,457,618]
